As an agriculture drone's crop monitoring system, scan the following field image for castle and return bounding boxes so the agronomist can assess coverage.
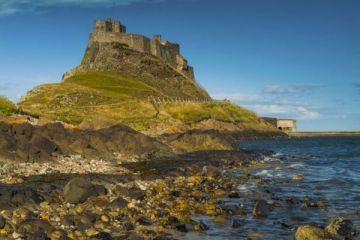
[89,19,195,80]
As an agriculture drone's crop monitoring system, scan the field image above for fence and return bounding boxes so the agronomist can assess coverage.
[147,96,223,104]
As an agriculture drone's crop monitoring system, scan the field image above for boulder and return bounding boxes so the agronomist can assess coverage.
[325,217,357,239]
[109,197,128,210]
[113,186,146,201]
[252,200,269,218]
[202,165,221,178]
[295,225,332,240]
[63,177,102,204]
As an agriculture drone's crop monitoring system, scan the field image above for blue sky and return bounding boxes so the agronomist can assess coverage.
[0,0,359,131]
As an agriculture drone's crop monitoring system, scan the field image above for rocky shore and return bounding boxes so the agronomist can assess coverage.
[0,122,358,240]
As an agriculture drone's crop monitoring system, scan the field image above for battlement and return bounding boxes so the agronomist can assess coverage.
[89,19,195,80]
[94,19,126,33]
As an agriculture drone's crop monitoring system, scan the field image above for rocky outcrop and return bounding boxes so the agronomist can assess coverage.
[163,129,238,152]
[61,19,210,99]
[66,41,210,100]
[0,122,170,162]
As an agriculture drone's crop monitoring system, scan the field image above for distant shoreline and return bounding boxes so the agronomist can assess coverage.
[288,131,360,137]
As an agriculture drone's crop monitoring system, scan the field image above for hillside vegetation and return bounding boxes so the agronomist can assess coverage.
[0,96,17,116]
[19,34,279,136]
[19,71,277,135]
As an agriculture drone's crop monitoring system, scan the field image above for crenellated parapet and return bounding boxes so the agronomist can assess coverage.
[89,19,195,80]
[94,19,127,33]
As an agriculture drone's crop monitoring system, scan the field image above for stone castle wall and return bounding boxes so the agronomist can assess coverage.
[89,19,195,80]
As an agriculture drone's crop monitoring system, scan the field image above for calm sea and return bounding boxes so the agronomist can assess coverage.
[185,136,360,240]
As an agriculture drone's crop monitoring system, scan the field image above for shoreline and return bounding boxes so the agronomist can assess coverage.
[0,141,358,239]
[0,149,263,239]
[288,131,360,137]
[0,120,357,239]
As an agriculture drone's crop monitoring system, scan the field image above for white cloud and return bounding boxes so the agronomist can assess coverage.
[0,0,163,15]
[246,104,290,114]
[296,106,320,120]
[212,91,321,120]
[263,84,320,94]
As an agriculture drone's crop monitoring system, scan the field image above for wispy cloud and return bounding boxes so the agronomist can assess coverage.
[296,106,320,120]
[263,84,320,94]
[211,91,321,120]
[0,0,163,16]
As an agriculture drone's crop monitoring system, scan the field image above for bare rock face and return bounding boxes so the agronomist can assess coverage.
[0,122,170,162]
[68,42,210,100]
[295,225,332,240]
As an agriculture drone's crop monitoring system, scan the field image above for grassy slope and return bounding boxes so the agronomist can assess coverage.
[19,71,276,133]
[0,96,17,116]
[65,71,163,100]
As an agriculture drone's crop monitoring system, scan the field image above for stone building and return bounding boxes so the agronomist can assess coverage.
[277,119,297,132]
[89,19,195,80]
[262,117,297,132]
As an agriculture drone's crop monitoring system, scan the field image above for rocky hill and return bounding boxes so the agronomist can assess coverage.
[62,19,210,100]
[18,19,282,139]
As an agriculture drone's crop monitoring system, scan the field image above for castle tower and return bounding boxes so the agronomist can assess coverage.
[94,19,126,33]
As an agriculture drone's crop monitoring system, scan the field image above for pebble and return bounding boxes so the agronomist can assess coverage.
[213,215,226,223]
[232,217,243,228]
[252,200,269,218]
[292,174,304,181]
[176,224,189,232]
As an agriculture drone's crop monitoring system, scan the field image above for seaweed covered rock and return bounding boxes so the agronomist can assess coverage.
[325,217,357,239]
[295,225,332,240]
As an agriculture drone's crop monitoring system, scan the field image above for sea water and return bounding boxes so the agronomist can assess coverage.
[185,136,360,240]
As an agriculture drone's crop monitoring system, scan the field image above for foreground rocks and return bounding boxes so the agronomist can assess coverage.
[0,122,357,239]
[0,148,258,239]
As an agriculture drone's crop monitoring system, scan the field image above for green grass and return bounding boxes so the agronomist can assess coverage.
[0,96,17,116]
[162,101,259,124]
[19,71,276,133]
[64,71,163,100]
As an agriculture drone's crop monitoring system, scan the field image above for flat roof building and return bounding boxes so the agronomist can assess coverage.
[262,117,297,132]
